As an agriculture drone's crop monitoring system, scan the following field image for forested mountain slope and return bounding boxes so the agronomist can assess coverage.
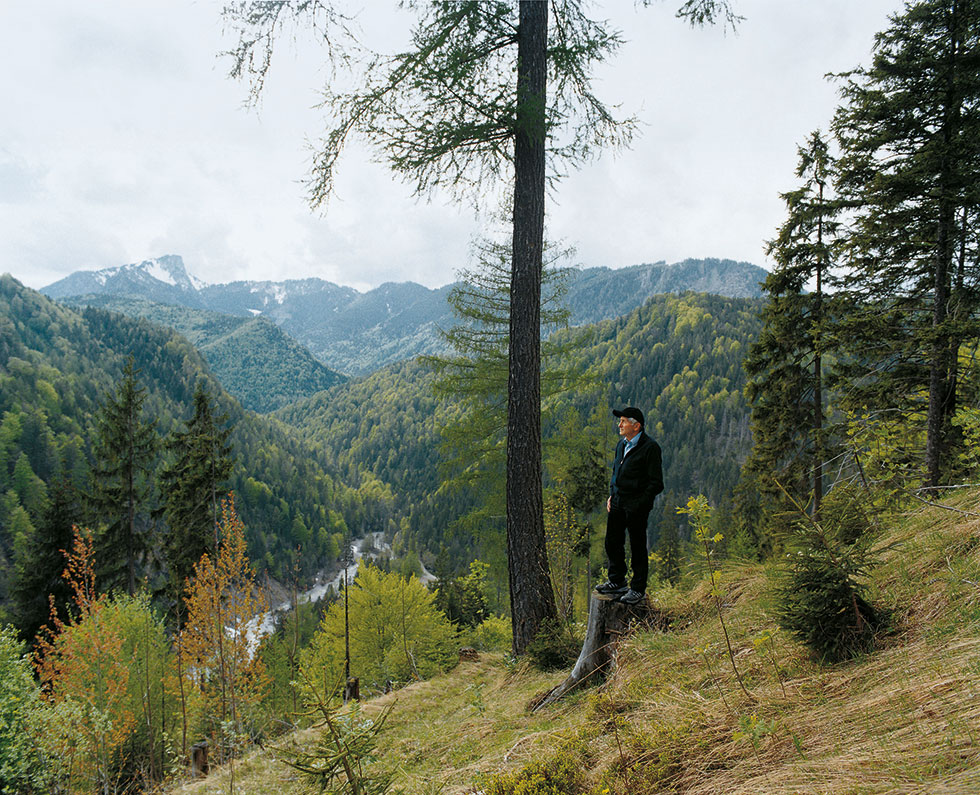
[0,275,381,600]
[277,291,763,569]
[561,292,759,511]
[65,294,346,413]
[2,268,762,603]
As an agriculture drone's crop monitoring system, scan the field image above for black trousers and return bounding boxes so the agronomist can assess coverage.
[605,505,650,592]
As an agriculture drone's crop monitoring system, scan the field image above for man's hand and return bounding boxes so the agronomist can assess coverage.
[606,496,612,513]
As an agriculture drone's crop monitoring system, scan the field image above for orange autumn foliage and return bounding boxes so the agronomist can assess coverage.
[33,526,136,792]
[180,495,267,760]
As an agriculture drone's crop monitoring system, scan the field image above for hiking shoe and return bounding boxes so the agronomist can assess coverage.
[595,580,628,595]
[618,588,646,605]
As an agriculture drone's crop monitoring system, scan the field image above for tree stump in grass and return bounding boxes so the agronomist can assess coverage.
[343,677,360,703]
[189,740,209,778]
[530,592,667,711]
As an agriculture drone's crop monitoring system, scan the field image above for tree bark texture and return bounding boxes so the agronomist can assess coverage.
[507,0,557,656]
[925,1,964,488]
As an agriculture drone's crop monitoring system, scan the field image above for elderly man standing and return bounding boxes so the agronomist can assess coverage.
[595,406,664,605]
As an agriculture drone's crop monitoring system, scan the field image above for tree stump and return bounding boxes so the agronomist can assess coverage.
[530,593,665,711]
[343,677,360,703]
[189,740,209,778]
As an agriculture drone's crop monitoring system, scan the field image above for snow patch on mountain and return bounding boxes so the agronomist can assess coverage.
[145,258,178,287]
[188,272,208,291]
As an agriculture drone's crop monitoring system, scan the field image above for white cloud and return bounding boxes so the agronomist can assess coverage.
[0,0,906,291]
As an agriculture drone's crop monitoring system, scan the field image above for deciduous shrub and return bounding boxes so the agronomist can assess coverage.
[0,625,46,794]
[302,563,458,696]
[482,745,585,795]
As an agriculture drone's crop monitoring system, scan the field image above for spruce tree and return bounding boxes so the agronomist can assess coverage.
[430,236,572,548]
[160,382,234,594]
[831,0,980,488]
[9,475,80,644]
[738,131,840,550]
[89,357,158,595]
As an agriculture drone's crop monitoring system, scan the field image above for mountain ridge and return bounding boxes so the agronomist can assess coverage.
[41,254,768,375]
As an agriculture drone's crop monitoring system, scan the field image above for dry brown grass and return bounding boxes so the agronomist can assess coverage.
[571,489,980,795]
[168,490,980,794]
[169,656,588,795]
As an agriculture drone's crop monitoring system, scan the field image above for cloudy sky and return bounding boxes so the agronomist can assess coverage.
[1,1,905,293]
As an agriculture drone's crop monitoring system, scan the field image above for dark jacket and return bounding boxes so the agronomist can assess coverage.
[610,431,664,515]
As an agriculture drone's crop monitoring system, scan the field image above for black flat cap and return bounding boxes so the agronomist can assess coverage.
[613,406,644,426]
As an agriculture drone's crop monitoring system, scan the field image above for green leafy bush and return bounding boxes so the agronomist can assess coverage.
[462,614,512,652]
[0,625,47,794]
[302,563,458,695]
[483,746,585,795]
[434,560,490,628]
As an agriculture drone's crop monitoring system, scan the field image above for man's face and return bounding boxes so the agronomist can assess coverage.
[617,416,640,439]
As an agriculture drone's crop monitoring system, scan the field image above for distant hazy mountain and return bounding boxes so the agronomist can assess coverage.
[566,259,766,325]
[242,280,456,377]
[43,254,767,376]
[43,254,208,307]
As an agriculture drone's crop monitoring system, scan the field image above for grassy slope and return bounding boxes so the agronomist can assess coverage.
[171,490,980,794]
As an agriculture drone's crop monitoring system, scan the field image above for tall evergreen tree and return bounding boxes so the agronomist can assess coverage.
[223,0,734,654]
[430,236,572,558]
[737,131,840,551]
[9,475,80,644]
[504,0,556,656]
[831,0,980,488]
[90,357,157,595]
[160,382,234,593]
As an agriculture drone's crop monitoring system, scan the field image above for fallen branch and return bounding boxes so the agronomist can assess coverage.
[906,489,980,518]
[946,557,980,591]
